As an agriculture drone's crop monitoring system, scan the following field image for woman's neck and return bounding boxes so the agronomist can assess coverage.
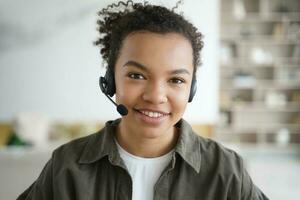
[115,123,179,158]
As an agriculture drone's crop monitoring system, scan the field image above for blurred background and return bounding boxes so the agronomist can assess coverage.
[0,0,299,199]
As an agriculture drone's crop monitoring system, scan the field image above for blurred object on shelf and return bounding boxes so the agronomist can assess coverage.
[12,112,50,147]
[272,22,285,40]
[275,1,290,13]
[233,0,246,20]
[6,131,29,146]
[49,121,103,141]
[289,113,300,125]
[250,47,273,65]
[191,124,214,138]
[276,67,300,84]
[265,91,287,108]
[233,89,253,102]
[292,45,300,58]
[259,0,269,17]
[220,43,234,65]
[220,91,231,108]
[275,128,290,146]
[234,72,256,88]
[219,109,232,127]
[49,123,71,141]
[291,91,300,103]
[240,25,251,38]
[287,23,300,41]
[0,123,11,146]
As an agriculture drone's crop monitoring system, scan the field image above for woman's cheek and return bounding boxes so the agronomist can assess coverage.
[116,81,144,104]
[170,87,190,102]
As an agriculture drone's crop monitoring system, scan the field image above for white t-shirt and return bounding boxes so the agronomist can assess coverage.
[116,141,173,200]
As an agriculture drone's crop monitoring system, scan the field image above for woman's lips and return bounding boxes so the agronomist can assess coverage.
[133,108,170,125]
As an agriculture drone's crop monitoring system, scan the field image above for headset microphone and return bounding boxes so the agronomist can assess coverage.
[103,93,128,116]
[99,76,128,116]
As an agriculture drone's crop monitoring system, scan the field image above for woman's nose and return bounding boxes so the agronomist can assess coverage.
[142,82,168,104]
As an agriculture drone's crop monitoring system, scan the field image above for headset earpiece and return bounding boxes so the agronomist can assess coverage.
[99,67,128,116]
[188,76,197,102]
[100,67,116,97]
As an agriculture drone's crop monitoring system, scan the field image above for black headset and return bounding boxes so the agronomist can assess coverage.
[100,67,197,103]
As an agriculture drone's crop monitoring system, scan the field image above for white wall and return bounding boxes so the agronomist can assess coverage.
[0,0,219,123]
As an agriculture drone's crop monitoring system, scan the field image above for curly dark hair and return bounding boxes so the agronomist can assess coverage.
[94,0,204,74]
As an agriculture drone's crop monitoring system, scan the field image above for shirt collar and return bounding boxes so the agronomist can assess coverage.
[78,119,124,167]
[174,119,202,173]
[78,118,202,173]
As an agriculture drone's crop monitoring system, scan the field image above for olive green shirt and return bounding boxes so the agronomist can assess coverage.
[17,119,269,200]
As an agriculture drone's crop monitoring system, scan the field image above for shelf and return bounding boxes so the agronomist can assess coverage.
[220,63,300,69]
[219,0,300,145]
[231,102,300,112]
[217,142,300,156]
[222,12,300,22]
[216,124,300,134]
[221,79,300,90]
[221,36,300,45]
[220,57,300,67]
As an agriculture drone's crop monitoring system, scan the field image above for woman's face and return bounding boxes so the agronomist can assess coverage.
[114,31,194,139]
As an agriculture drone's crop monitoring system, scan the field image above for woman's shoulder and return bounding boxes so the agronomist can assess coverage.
[195,134,244,171]
[179,119,243,170]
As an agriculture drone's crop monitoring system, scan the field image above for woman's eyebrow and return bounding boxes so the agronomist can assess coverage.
[123,60,191,75]
[123,60,147,71]
[168,68,191,76]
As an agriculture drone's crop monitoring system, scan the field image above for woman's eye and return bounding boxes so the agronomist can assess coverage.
[169,78,185,84]
[128,73,145,80]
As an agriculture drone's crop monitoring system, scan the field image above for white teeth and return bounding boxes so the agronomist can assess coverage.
[141,111,164,118]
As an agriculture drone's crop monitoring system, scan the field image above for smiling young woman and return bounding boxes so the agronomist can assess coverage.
[115,32,194,158]
[17,1,269,200]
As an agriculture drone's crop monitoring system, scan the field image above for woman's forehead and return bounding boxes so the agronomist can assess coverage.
[117,31,194,73]
[123,31,192,48]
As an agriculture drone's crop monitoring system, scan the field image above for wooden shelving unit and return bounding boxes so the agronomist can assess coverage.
[216,0,300,146]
